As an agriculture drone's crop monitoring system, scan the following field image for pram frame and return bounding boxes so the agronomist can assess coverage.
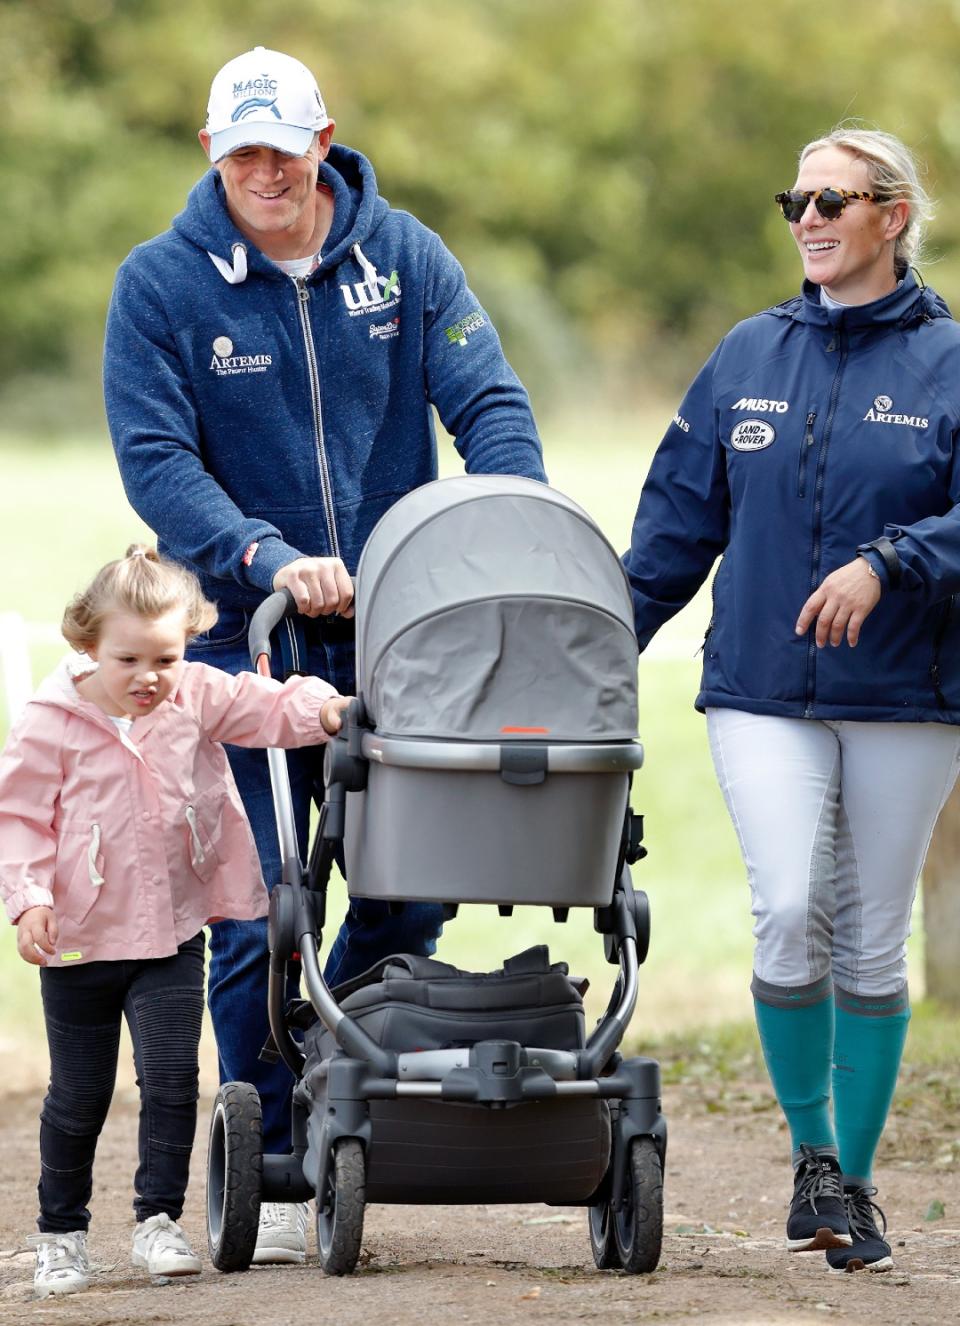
[206,588,666,1277]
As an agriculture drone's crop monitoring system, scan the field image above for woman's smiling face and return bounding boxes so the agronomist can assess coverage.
[789,146,907,305]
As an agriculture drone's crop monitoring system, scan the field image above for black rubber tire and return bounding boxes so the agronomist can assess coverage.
[612,1136,664,1274]
[588,1198,620,1269]
[206,1082,263,1272]
[316,1139,366,1276]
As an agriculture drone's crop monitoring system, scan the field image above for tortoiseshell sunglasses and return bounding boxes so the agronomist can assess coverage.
[774,187,877,223]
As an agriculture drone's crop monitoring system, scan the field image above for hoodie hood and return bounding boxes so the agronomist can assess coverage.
[171,142,391,285]
[767,267,951,333]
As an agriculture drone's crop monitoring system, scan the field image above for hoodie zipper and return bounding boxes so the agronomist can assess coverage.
[293,277,341,558]
[803,331,847,717]
[797,410,816,498]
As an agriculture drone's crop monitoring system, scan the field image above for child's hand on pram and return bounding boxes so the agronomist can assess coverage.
[321,695,353,736]
[16,906,58,966]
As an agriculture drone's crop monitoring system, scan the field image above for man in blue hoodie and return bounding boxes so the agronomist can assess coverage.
[104,46,545,1263]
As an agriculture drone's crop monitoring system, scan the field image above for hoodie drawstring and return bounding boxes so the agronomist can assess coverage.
[351,242,381,296]
[87,824,105,887]
[208,243,248,285]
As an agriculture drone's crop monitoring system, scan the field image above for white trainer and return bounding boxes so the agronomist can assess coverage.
[131,1213,202,1276]
[252,1202,308,1265]
[28,1231,90,1297]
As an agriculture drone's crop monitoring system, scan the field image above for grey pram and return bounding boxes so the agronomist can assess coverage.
[205,476,666,1275]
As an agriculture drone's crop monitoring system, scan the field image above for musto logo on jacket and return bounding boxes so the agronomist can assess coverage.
[730,419,776,451]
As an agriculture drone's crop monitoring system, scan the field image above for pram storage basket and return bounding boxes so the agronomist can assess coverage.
[345,476,642,907]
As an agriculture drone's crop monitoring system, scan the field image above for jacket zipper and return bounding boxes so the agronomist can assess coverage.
[804,333,847,717]
[293,277,341,558]
[930,595,953,710]
[797,410,816,498]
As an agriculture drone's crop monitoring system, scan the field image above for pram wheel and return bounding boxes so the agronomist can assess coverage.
[316,1138,366,1275]
[612,1136,663,1273]
[206,1082,263,1272]
[588,1198,620,1269]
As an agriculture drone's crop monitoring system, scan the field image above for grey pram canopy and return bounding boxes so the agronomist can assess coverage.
[345,476,642,907]
[355,475,639,741]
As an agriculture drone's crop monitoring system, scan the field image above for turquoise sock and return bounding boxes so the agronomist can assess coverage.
[752,974,836,1161]
[833,985,910,1187]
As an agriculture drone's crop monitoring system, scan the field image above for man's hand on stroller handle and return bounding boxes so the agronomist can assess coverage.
[273,556,355,619]
[16,905,58,966]
[321,695,353,736]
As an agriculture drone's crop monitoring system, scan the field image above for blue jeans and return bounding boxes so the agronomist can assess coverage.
[188,609,444,1153]
[38,935,205,1232]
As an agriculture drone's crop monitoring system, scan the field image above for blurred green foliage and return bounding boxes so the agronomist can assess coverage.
[4,0,960,428]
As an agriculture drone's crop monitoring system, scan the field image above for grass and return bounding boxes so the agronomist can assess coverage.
[0,418,954,1094]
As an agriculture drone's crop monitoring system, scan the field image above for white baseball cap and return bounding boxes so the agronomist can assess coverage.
[205,46,330,162]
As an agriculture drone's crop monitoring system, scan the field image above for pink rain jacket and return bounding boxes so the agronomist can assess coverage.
[0,658,337,966]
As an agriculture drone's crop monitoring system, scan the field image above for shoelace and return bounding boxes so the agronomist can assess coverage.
[259,1202,297,1231]
[844,1186,888,1240]
[795,1149,843,1214]
[27,1234,86,1275]
[142,1213,191,1256]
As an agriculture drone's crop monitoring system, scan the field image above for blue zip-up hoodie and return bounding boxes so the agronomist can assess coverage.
[104,145,545,609]
[625,272,960,722]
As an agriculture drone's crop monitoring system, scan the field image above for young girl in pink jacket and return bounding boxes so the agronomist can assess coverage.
[0,545,349,1297]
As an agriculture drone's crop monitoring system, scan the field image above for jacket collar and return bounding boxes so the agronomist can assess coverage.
[769,268,951,333]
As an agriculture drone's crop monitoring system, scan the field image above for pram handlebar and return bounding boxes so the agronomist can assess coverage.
[248,588,297,668]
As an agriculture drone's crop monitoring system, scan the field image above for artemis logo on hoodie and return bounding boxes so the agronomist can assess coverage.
[209,336,273,376]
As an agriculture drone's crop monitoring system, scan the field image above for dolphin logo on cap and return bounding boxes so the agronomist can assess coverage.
[232,97,282,123]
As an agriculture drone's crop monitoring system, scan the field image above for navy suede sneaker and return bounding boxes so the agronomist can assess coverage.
[826,1186,893,1273]
[786,1146,852,1252]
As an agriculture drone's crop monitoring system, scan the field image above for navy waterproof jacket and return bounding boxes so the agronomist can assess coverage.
[104,144,545,610]
[625,272,960,722]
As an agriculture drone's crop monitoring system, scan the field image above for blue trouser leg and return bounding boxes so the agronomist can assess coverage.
[324,898,445,988]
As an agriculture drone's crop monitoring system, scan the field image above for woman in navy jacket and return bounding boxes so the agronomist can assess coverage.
[625,128,960,1273]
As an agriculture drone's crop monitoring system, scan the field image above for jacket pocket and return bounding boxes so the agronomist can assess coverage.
[57,820,106,926]
[184,794,223,883]
[797,409,817,498]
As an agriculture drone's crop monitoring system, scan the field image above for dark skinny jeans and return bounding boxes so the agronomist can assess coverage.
[37,933,205,1233]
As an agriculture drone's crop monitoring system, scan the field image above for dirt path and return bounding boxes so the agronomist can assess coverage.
[1,1072,957,1326]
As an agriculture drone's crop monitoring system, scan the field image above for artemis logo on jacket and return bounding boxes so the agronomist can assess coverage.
[862,398,929,428]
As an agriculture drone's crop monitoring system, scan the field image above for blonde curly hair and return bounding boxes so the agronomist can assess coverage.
[62,545,218,653]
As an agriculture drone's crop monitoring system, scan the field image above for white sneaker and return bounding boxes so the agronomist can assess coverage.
[131,1213,202,1276]
[28,1231,90,1297]
[252,1202,308,1265]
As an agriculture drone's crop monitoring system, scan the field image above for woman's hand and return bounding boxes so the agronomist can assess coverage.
[795,557,882,648]
[320,695,353,736]
[16,906,58,966]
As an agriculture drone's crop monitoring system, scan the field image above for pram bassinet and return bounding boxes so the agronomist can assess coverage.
[345,475,644,906]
